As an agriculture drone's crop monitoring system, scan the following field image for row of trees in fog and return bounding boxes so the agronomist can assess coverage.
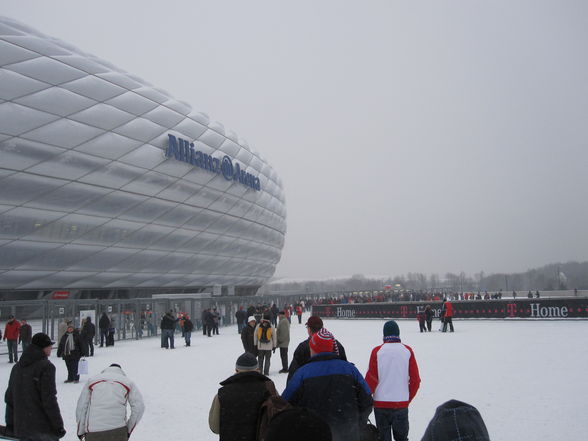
[268,261,588,293]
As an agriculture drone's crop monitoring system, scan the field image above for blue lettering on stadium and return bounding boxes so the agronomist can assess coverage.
[165,134,261,191]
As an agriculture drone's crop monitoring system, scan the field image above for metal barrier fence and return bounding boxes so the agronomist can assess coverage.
[2,289,585,355]
[0,294,313,355]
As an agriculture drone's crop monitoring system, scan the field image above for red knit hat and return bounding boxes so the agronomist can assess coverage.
[309,328,334,354]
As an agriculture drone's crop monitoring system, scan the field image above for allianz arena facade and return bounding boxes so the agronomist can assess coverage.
[0,17,286,298]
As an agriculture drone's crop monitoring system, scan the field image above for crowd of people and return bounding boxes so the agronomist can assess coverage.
[416,299,455,333]
[211,312,489,441]
[0,315,32,364]
[308,288,543,305]
[1,305,490,441]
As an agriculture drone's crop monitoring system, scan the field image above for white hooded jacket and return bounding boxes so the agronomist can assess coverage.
[76,365,145,436]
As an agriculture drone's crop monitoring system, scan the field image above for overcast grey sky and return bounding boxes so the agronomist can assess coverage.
[3,1,588,280]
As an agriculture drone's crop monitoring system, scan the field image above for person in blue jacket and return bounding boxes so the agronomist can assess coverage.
[282,329,373,441]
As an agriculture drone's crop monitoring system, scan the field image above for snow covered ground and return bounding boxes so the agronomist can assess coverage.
[1,314,587,441]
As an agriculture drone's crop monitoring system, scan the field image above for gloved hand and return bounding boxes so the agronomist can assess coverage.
[272,348,276,354]
[56,427,66,438]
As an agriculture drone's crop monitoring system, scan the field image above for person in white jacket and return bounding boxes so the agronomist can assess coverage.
[76,363,145,441]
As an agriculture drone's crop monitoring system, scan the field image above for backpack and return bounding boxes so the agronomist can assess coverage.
[360,419,379,441]
[258,323,272,343]
[256,394,293,441]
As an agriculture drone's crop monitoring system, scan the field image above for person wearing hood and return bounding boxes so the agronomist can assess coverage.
[57,324,84,383]
[241,316,259,356]
[76,363,145,441]
[420,400,490,441]
[365,320,421,441]
[5,332,66,440]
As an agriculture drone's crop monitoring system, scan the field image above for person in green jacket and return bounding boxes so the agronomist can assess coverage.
[276,311,290,373]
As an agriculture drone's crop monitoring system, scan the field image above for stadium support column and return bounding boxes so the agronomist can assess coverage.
[227,286,235,296]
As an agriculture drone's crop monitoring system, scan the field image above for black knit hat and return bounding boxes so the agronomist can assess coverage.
[31,333,55,349]
[265,408,332,441]
[236,352,258,371]
[421,399,490,441]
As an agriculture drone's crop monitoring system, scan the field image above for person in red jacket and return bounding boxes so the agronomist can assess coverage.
[442,299,454,333]
[365,320,420,441]
[295,305,303,324]
[4,315,22,363]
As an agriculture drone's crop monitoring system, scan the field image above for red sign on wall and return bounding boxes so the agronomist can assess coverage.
[51,291,70,300]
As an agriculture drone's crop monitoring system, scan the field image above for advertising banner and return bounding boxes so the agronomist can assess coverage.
[51,290,70,300]
[312,298,588,320]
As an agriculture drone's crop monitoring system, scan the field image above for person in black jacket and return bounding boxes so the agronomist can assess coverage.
[183,316,194,346]
[201,309,209,336]
[5,333,66,441]
[241,316,258,356]
[80,316,96,356]
[160,310,178,349]
[246,305,256,320]
[265,407,332,441]
[209,352,278,441]
[57,324,83,383]
[98,312,110,347]
[211,308,220,335]
[286,316,347,383]
[18,319,33,352]
[204,309,215,337]
[235,306,247,334]
[420,400,490,441]
[282,330,372,441]
[425,305,434,332]
[270,303,280,327]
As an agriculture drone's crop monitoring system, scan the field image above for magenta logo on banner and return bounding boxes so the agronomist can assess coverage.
[507,303,517,317]
[400,306,408,317]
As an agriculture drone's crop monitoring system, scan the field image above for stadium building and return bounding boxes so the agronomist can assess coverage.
[0,17,287,300]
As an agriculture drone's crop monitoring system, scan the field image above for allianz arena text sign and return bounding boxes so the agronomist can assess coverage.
[166,134,261,191]
[312,298,588,320]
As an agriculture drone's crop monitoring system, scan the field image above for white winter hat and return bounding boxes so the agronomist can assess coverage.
[247,316,256,323]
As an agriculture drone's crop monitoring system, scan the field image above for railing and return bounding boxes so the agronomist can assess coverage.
[0,293,313,355]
